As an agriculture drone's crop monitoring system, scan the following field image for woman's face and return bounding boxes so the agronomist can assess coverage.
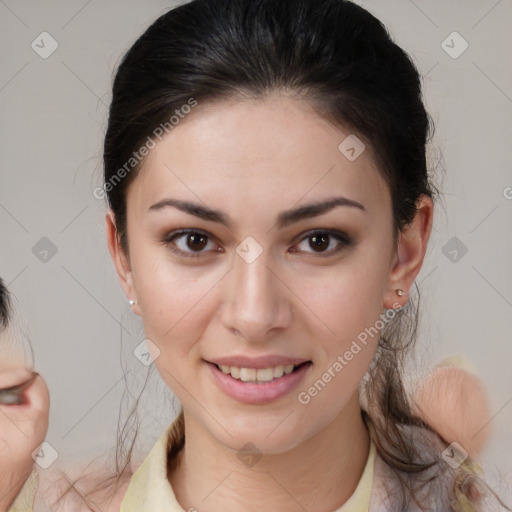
[108,94,416,454]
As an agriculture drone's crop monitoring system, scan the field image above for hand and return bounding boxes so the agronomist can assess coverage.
[0,365,50,512]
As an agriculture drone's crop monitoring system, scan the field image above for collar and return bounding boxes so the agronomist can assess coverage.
[8,468,39,512]
[121,423,375,512]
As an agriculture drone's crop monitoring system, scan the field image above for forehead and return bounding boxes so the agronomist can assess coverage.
[128,94,391,222]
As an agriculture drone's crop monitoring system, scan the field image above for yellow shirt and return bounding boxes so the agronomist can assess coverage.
[121,424,376,512]
[7,468,39,512]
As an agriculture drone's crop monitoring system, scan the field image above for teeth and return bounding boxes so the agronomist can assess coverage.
[284,364,295,374]
[239,368,257,382]
[273,365,284,378]
[254,367,274,382]
[217,363,303,382]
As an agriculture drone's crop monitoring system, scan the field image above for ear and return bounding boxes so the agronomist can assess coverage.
[384,195,434,309]
[105,210,141,316]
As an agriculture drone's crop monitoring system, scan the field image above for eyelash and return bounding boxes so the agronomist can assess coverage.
[161,228,352,259]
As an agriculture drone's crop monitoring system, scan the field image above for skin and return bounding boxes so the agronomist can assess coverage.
[0,362,49,512]
[107,92,433,511]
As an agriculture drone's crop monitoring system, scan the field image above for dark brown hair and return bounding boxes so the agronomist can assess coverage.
[0,278,11,329]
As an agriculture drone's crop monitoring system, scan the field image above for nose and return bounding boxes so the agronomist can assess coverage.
[220,248,292,343]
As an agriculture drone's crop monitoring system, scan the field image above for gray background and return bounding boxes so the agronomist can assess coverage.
[1,0,511,498]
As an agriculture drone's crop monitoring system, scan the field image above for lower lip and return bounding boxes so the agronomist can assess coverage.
[206,361,312,405]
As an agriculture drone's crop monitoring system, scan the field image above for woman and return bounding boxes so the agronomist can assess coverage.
[4,0,509,510]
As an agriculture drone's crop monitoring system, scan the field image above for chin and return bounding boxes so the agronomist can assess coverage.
[210,417,308,456]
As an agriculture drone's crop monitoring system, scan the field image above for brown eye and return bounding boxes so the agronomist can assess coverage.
[184,232,208,251]
[309,233,330,252]
[162,229,220,258]
[291,230,351,256]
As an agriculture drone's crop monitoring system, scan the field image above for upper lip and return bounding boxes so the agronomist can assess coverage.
[207,355,311,369]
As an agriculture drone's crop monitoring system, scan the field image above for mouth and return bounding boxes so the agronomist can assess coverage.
[211,361,312,383]
[206,359,312,405]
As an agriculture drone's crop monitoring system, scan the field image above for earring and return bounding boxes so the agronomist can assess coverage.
[396,289,404,296]
[129,299,138,306]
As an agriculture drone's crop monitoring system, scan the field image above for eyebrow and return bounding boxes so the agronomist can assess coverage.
[148,196,366,229]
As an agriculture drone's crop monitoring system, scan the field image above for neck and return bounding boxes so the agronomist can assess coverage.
[169,392,371,512]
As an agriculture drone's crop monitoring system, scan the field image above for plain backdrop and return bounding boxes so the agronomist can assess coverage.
[1,0,511,500]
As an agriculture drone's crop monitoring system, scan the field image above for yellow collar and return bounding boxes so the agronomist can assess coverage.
[121,423,375,512]
[7,468,39,512]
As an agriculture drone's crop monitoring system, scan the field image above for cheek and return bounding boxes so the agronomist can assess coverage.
[298,254,389,350]
[293,268,385,419]
[131,247,218,358]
